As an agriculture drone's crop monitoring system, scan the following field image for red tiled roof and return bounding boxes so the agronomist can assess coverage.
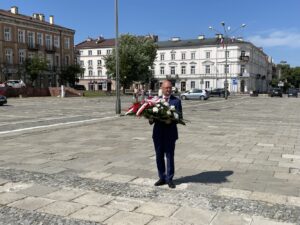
[76,38,115,49]
[0,9,75,32]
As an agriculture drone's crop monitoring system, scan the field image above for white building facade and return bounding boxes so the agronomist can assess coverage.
[76,37,114,91]
[153,36,272,93]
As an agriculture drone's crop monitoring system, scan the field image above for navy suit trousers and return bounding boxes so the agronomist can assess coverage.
[153,138,176,182]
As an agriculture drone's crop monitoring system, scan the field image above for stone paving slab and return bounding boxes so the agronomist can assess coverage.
[69,205,117,223]
[0,192,27,205]
[210,212,252,225]
[72,192,114,207]
[8,196,54,211]
[18,184,58,197]
[104,211,153,225]
[135,201,179,217]
[37,201,85,216]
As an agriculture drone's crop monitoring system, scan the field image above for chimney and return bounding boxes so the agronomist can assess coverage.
[10,6,18,14]
[198,35,205,40]
[49,15,54,25]
[39,14,45,21]
[32,13,39,19]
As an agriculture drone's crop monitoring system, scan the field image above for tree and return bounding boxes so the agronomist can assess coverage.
[24,57,48,86]
[59,64,85,86]
[104,34,157,91]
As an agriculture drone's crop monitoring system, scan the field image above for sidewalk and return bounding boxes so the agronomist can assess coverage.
[0,96,300,224]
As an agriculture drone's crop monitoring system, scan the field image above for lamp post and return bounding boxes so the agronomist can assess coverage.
[115,0,121,114]
[209,22,246,99]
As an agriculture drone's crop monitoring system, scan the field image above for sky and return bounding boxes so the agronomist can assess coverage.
[1,0,300,66]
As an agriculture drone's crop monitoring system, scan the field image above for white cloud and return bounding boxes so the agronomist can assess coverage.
[247,30,300,48]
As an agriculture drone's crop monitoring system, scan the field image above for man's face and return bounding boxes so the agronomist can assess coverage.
[162,81,172,96]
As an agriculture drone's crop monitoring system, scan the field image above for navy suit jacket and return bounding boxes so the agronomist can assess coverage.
[152,95,183,142]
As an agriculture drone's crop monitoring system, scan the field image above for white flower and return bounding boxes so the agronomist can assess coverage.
[156,104,160,107]
[153,107,159,113]
[170,105,175,111]
[164,102,169,107]
[167,110,172,115]
[173,112,179,119]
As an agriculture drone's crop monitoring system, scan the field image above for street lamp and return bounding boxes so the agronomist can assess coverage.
[209,22,246,99]
[115,0,121,114]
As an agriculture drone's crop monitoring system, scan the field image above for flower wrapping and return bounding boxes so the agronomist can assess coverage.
[125,96,186,125]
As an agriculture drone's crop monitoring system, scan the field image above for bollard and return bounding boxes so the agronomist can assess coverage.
[61,85,65,98]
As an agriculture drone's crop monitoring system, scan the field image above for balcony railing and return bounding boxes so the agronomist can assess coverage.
[45,45,56,53]
[239,55,250,62]
[27,43,39,51]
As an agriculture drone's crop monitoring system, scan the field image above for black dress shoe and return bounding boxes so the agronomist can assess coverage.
[154,179,166,186]
[167,181,176,189]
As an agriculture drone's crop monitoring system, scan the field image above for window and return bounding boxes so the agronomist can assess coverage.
[54,36,60,48]
[45,35,52,49]
[65,55,70,66]
[18,30,25,43]
[160,54,164,61]
[37,33,43,46]
[55,55,60,66]
[107,49,111,55]
[205,81,210,89]
[97,50,101,55]
[181,66,186,74]
[88,70,93,76]
[5,49,13,64]
[241,65,245,74]
[98,70,102,76]
[225,50,230,58]
[19,49,26,64]
[79,51,83,55]
[88,50,92,56]
[241,50,246,57]
[205,65,210,74]
[171,53,175,60]
[191,81,195,89]
[97,60,102,66]
[181,53,185,60]
[170,66,175,75]
[206,52,211,59]
[88,60,93,66]
[80,60,84,67]
[28,52,35,59]
[160,67,164,75]
[191,52,195,59]
[191,65,195,74]
[224,64,229,73]
[28,31,35,47]
[64,37,70,49]
[4,27,11,41]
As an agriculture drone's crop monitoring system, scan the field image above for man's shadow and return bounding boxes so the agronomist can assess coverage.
[174,170,233,184]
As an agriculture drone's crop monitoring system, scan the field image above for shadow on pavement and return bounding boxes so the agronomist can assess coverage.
[174,170,234,184]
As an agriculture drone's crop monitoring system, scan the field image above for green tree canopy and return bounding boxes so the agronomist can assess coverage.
[104,34,157,90]
[59,64,85,86]
[24,56,48,85]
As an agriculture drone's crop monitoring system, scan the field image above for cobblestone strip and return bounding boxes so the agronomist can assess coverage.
[1,168,300,224]
[0,205,102,225]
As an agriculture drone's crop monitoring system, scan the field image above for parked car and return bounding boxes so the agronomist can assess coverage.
[72,84,86,91]
[269,88,283,97]
[180,89,209,100]
[208,88,230,97]
[287,88,299,98]
[0,95,7,106]
[6,80,26,88]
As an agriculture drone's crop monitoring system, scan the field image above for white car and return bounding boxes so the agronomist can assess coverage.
[6,80,26,88]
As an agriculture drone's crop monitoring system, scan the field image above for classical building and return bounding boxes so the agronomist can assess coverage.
[0,6,75,87]
[153,35,273,93]
[75,37,114,91]
[76,34,272,93]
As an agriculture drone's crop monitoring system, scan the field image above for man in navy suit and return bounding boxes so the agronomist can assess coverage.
[150,80,183,189]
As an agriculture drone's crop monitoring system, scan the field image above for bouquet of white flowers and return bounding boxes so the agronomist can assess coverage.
[125,96,185,125]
